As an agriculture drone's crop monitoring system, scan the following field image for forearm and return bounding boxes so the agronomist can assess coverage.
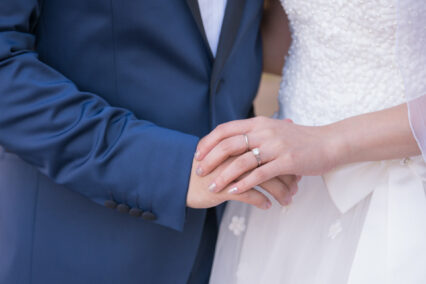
[329,103,421,165]
[0,63,198,231]
[0,0,200,231]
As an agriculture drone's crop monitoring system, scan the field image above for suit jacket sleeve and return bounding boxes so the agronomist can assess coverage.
[0,0,198,231]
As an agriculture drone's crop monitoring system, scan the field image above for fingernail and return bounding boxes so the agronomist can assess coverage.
[263,200,272,210]
[208,182,217,192]
[194,151,200,160]
[196,166,203,176]
[228,187,238,194]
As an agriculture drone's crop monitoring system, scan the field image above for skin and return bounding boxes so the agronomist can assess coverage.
[194,104,421,196]
[186,0,297,210]
[193,0,420,199]
[186,156,297,210]
[190,0,422,208]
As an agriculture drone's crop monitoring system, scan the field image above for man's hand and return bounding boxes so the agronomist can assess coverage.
[187,157,296,210]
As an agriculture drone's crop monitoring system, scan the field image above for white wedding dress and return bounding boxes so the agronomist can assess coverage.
[209,0,426,283]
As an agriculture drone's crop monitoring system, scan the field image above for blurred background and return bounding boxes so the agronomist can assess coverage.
[253,74,281,117]
[254,0,291,117]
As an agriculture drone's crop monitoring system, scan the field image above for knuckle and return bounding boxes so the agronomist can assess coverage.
[215,123,227,133]
[283,151,297,167]
[220,139,233,153]
[263,128,275,138]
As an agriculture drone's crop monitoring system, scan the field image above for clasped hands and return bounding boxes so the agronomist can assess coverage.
[187,116,340,210]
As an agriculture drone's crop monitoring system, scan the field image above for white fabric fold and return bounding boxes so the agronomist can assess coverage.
[323,161,388,214]
[324,156,426,283]
[323,156,425,214]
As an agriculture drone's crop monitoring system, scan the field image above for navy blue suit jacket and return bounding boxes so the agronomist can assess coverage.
[0,0,263,283]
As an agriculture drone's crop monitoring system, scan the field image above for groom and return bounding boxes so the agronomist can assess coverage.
[0,0,265,283]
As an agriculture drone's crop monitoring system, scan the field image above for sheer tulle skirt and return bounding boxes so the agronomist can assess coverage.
[210,159,426,284]
[209,0,426,281]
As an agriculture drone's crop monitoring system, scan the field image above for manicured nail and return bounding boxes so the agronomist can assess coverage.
[194,151,200,160]
[208,182,217,192]
[196,166,203,176]
[228,187,238,194]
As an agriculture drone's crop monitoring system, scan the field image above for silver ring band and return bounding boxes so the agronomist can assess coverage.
[251,148,262,167]
[243,134,250,151]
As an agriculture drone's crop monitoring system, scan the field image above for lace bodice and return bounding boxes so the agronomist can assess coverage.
[277,0,406,125]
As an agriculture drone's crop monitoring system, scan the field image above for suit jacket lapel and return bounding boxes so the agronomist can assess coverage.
[211,0,247,84]
[186,0,214,61]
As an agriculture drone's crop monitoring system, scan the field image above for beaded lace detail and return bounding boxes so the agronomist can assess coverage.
[277,0,405,126]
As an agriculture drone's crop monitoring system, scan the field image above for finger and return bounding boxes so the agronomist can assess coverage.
[277,175,299,196]
[229,187,272,210]
[210,147,275,193]
[197,135,248,176]
[209,151,258,193]
[259,177,292,206]
[227,161,282,195]
[195,118,258,161]
[199,130,269,176]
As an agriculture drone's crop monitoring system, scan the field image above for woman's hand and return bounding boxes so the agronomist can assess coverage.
[188,155,298,210]
[194,117,343,194]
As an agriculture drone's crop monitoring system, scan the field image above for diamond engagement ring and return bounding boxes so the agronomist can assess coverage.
[251,148,262,167]
[243,134,250,151]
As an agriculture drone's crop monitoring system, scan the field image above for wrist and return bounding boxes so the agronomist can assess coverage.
[322,123,350,169]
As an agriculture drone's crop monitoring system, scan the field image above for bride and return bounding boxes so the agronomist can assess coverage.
[194,0,426,283]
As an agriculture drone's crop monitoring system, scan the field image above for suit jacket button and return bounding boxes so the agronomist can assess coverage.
[129,208,143,217]
[104,200,117,209]
[142,211,157,221]
[116,203,130,213]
